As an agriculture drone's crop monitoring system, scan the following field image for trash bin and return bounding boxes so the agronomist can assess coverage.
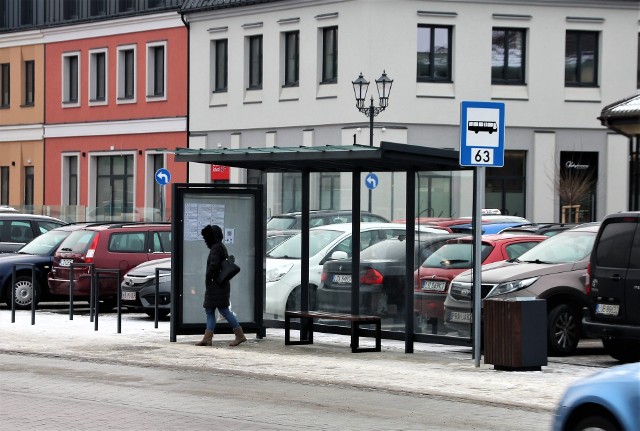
[483,297,547,371]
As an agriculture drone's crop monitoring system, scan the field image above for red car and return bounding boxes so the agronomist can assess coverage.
[413,233,546,328]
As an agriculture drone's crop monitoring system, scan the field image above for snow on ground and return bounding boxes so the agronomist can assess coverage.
[0,308,600,412]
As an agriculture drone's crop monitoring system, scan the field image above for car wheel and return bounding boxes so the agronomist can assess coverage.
[144,309,170,319]
[547,303,580,356]
[286,285,317,311]
[571,414,619,431]
[602,337,640,363]
[6,276,40,310]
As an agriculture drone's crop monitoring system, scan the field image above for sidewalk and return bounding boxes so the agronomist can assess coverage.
[0,309,598,412]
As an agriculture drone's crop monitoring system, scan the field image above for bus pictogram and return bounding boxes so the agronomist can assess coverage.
[467,121,497,134]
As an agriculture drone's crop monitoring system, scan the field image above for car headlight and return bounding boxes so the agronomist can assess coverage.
[486,277,539,297]
[266,264,294,283]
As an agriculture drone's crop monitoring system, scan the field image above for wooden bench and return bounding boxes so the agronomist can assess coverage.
[284,310,381,353]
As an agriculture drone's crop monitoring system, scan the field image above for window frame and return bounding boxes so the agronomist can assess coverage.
[284,30,300,87]
[0,166,9,205]
[62,52,80,107]
[1,63,9,108]
[213,39,228,93]
[89,48,108,105]
[417,24,453,83]
[491,27,526,85]
[24,166,34,207]
[61,153,80,206]
[146,41,167,100]
[247,35,263,90]
[565,30,599,87]
[23,60,35,106]
[117,44,137,103]
[321,26,338,84]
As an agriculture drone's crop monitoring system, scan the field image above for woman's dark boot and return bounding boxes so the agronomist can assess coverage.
[195,329,214,346]
[229,327,247,346]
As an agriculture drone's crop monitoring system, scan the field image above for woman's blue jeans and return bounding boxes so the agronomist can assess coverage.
[205,307,240,332]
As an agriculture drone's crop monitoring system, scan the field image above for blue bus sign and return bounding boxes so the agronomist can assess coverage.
[459,101,505,167]
[155,168,171,186]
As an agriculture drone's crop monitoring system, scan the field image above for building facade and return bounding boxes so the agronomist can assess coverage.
[181,0,639,223]
[0,0,187,220]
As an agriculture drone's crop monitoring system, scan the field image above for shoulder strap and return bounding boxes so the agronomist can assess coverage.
[220,243,229,259]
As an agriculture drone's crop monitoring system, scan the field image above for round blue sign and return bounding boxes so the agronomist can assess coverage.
[155,168,171,186]
[365,173,379,190]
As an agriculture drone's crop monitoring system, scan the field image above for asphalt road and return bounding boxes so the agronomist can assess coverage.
[1,353,552,431]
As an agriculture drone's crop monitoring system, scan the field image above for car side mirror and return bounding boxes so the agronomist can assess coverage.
[329,250,349,261]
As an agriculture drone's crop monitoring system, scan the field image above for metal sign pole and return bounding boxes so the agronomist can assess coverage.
[473,167,485,368]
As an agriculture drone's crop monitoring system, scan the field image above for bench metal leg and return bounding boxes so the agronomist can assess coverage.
[285,315,314,346]
[351,320,382,353]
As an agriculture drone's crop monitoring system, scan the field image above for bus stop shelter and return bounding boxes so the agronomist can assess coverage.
[173,141,469,353]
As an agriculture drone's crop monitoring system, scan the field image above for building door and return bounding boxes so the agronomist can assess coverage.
[96,155,134,218]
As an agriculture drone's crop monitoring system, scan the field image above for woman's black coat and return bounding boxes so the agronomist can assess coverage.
[202,225,231,309]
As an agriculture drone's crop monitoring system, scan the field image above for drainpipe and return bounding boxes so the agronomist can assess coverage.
[180,12,190,179]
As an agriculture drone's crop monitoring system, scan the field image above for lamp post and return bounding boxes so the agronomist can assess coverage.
[352,71,393,212]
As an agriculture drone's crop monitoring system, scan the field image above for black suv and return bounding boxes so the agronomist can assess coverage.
[583,212,640,362]
[267,210,389,231]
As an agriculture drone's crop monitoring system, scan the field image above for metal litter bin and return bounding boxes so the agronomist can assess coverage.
[483,297,547,371]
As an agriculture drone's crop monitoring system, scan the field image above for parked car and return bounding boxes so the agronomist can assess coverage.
[48,222,171,311]
[414,233,546,329]
[121,257,171,318]
[583,212,640,362]
[444,223,599,356]
[552,362,640,431]
[267,210,389,231]
[499,223,577,237]
[449,220,534,235]
[318,232,459,321]
[265,222,448,319]
[1,223,93,309]
[0,213,67,253]
[266,229,299,252]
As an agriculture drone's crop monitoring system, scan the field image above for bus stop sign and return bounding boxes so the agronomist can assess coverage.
[459,101,505,167]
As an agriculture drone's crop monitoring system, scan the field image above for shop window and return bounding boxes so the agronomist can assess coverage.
[559,152,597,223]
[485,150,526,217]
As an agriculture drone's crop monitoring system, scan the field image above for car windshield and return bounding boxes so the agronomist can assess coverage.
[422,243,493,268]
[267,229,344,259]
[517,230,595,264]
[267,216,296,230]
[18,230,71,256]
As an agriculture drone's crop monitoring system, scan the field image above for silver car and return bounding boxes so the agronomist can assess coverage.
[444,223,599,356]
[121,257,171,318]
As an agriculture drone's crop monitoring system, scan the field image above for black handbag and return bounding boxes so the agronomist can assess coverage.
[216,244,240,284]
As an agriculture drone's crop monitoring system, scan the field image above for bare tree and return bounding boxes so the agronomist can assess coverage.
[554,166,594,222]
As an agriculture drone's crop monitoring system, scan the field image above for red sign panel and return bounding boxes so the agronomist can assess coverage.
[210,164,230,180]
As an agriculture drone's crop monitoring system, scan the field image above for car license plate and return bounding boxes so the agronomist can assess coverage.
[449,311,472,323]
[121,291,137,301]
[332,274,352,284]
[595,303,620,316]
[59,258,74,267]
[422,280,446,292]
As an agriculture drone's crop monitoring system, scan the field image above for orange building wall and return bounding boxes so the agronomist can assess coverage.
[0,44,45,125]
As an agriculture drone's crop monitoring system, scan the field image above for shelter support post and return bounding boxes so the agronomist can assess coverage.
[351,171,361,316]
[405,170,416,354]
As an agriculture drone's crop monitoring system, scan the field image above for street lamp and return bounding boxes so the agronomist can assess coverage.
[352,71,393,147]
[352,71,393,212]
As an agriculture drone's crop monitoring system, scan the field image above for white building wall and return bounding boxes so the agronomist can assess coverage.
[184,0,639,221]
[605,134,629,214]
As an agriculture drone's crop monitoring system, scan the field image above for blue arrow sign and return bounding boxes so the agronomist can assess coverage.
[155,168,171,186]
[365,173,379,190]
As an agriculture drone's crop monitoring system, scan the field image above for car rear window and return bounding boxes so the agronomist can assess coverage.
[58,230,98,254]
[108,232,146,253]
[422,243,493,269]
[152,231,172,253]
[267,216,297,230]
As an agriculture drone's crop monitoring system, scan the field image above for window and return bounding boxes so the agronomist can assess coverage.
[147,43,166,98]
[90,50,107,102]
[152,230,172,252]
[213,39,228,92]
[118,0,135,13]
[565,31,598,87]
[284,31,299,87]
[319,173,340,210]
[248,35,263,89]
[108,232,146,252]
[20,0,33,26]
[147,0,165,8]
[417,25,452,82]
[485,150,526,217]
[595,221,636,268]
[0,167,8,205]
[321,26,338,83]
[281,173,302,213]
[1,64,9,107]
[63,0,79,20]
[0,2,6,30]
[492,28,525,84]
[637,33,640,89]
[117,46,136,101]
[24,60,34,106]
[24,166,34,207]
[62,53,79,104]
[96,155,134,216]
[90,0,107,17]
[63,155,78,206]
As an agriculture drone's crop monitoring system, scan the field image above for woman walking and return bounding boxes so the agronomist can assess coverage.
[195,224,247,347]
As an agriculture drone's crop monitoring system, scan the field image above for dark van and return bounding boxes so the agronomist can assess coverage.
[584,212,640,362]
